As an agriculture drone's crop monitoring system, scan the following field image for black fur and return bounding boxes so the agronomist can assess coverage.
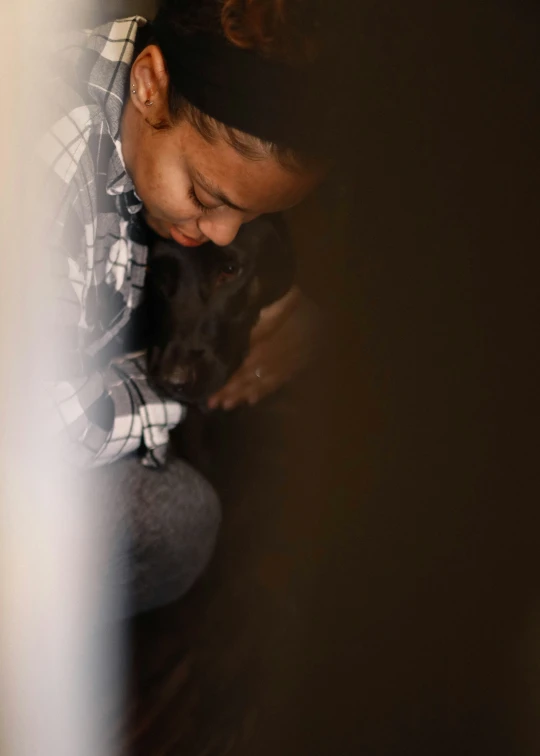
[144,216,294,405]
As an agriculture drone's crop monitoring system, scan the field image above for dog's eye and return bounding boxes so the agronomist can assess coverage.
[221,262,240,276]
[216,262,242,285]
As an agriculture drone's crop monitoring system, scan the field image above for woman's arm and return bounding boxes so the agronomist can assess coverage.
[207,285,321,410]
[40,98,183,468]
[53,355,184,468]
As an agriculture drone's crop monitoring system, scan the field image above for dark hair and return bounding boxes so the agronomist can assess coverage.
[157,0,319,64]
[139,0,322,172]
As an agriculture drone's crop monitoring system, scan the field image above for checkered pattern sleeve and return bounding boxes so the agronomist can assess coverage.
[41,17,186,469]
[48,184,186,467]
[53,355,185,469]
[47,179,185,467]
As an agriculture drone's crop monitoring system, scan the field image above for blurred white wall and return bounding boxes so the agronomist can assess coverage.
[0,3,122,755]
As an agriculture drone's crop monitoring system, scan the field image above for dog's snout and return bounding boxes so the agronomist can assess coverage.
[146,222,293,401]
[169,365,190,386]
[158,345,208,387]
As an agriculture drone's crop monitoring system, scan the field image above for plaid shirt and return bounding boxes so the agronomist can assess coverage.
[40,16,184,468]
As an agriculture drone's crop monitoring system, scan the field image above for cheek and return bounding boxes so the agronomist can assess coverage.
[134,153,194,222]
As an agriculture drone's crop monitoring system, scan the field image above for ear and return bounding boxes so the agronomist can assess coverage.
[253,215,296,308]
[129,44,171,125]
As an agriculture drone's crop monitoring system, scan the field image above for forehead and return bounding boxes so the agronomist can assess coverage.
[176,119,320,215]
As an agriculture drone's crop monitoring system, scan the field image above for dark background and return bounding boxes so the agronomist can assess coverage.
[94,2,540,753]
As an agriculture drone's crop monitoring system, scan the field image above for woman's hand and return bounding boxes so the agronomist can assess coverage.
[207,286,320,411]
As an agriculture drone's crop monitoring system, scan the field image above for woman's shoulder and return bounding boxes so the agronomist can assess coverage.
[41,27,100,135]
[36,18,147,220]
[38,18,145,177]
[35,30,104,220]
[38,58,99,181]
[44,17,147,114]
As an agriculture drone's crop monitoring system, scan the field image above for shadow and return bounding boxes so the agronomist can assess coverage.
[123,1,539,754]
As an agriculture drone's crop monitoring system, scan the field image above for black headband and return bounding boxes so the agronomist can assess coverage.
[151,19,327,154]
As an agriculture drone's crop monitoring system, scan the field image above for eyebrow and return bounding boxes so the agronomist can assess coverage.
[192,168,250,213]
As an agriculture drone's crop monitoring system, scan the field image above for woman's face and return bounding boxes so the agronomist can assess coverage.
[122,46,321,248]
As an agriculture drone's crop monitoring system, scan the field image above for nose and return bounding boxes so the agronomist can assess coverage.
[198,214,243,247]
[169,364,189,385]
[166,348,206,386]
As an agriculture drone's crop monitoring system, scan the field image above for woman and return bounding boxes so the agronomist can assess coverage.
[42,1,329,614]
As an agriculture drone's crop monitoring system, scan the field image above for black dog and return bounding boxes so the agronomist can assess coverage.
[144,216,295,406]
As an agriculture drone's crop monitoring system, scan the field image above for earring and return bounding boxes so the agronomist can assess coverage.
[131,85,136,94]
[145,99,153,107]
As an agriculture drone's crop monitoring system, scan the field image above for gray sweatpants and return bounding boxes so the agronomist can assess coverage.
[90,455,221,617]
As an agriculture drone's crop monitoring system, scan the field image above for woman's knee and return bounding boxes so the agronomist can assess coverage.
[89,455,221,615]
[129,458,222,612]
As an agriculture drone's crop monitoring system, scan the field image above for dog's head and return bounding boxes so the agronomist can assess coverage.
[145,217,294,403]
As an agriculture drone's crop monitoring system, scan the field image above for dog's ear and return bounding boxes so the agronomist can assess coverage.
[253,214,296,308]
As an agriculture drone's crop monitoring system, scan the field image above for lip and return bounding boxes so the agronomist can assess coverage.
[170,225,207,247]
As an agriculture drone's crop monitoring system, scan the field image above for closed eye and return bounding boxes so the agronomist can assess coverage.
[188,184,212,214]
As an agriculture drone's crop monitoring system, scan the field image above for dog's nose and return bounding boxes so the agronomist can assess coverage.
[169,365,189,386]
